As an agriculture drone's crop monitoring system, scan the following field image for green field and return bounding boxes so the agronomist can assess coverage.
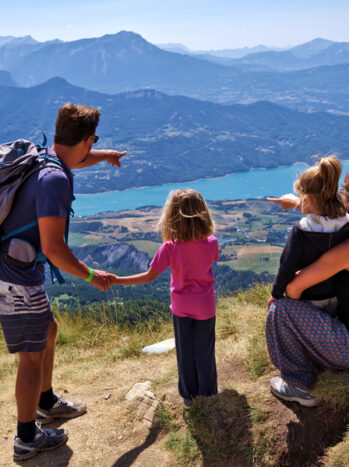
[126,240,161,258]
[219,252,281,274]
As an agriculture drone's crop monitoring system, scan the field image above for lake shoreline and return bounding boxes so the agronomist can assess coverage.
[73,161,349,216]
[75,162,310,197]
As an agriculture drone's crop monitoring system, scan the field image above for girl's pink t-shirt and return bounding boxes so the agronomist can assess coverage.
[150,235,219,320]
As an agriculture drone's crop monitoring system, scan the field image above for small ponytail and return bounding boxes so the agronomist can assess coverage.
[294,155,346,218]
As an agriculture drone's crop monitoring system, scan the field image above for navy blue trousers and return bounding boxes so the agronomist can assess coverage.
[173,314,217,400]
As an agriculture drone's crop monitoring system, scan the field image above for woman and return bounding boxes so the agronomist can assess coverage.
[265,194,349,407]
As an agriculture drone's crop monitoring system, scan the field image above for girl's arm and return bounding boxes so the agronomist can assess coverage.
[267,195,301,211]
[111,267,160,286]
[286,239,349,299]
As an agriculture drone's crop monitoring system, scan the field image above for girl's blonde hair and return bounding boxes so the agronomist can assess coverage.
[157,189,214,242]
[294,155,346,219]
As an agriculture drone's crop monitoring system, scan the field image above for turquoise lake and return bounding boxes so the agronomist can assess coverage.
[74,162,349,216]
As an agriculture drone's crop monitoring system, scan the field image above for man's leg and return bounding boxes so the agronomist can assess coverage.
[41,319,57,392]
[36,317,87,422]
[37,319,59,413]
[14,348,68,462]
[0,282,68,461]
[16,351,44,423]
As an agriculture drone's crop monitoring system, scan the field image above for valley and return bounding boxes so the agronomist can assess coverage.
[46,199,299,309]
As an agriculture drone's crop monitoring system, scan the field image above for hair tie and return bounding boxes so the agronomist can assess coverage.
[179,209,204,219]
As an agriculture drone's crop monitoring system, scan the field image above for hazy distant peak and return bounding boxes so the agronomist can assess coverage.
[94,30,156,52]
[157,43,192,54]
[34,76,71,90]
[104,30,148,43]
[0,35,38,47]
[115,30,144,39]
[42,76,69,84]
[290,38,335,57]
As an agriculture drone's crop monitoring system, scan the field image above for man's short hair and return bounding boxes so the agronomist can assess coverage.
[54,103,100,146]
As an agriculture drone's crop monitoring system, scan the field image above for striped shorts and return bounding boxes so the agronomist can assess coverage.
[0,279,54,353]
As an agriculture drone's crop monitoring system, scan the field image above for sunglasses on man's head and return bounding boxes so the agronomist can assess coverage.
[93,135,99,144]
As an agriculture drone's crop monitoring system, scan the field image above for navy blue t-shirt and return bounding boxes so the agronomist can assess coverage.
[0,150,73,286]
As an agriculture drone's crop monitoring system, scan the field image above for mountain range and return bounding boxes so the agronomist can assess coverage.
[157,43,286,60]
[224,40,349,71]
[1,77,349,193]
[158,38,335,67]
[1,32,349,113]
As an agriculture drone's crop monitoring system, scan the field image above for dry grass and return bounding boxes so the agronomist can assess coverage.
[1,286,349,466]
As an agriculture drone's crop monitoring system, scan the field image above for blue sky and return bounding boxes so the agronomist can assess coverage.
[1,0,349,49]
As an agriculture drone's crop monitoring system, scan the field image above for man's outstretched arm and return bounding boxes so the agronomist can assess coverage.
[75,149,127,169]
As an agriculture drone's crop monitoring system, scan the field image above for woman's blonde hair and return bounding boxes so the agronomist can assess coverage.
[294,155,346,219]
[157,189,214,242]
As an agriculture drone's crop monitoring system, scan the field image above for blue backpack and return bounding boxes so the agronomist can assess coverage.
[0,139,74,284]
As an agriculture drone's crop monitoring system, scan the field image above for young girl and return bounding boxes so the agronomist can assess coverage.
[269,156,349,308]
[111,189,219,408]
[267,156,349,405]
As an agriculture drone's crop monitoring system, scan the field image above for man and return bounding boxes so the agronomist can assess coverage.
[0,103,126,461]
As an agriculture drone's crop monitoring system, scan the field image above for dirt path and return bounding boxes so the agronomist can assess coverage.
[0,350,254,466]
[1,312,349,466]
[0,352,181,467]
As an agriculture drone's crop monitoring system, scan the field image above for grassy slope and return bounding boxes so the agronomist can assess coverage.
[1,287,349,466]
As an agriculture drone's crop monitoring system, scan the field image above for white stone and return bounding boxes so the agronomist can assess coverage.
[142,338,175,353]
[125,381,151,401]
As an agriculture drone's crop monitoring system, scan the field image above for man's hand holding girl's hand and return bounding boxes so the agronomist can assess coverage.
[90,270,117,291]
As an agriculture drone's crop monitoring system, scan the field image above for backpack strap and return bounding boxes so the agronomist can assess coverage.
[1,221,38,241]
[34,153,75,284]
[32,203,73,285]
[1,154,75,284]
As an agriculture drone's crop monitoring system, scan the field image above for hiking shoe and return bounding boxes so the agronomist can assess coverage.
[35,413,55,425]
[270,377,318,407]
[13,424,68,461]
[36,395,87,423]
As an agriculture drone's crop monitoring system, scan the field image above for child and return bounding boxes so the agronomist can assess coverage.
[111,189,219,408]
[267,156,349,404]
[269,156,349,310]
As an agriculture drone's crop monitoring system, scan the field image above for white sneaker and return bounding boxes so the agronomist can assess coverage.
[270,377,318,407]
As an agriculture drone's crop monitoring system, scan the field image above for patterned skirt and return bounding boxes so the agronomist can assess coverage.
[266,298,349,388]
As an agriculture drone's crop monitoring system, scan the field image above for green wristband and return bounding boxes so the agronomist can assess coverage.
[84,267,94,282]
